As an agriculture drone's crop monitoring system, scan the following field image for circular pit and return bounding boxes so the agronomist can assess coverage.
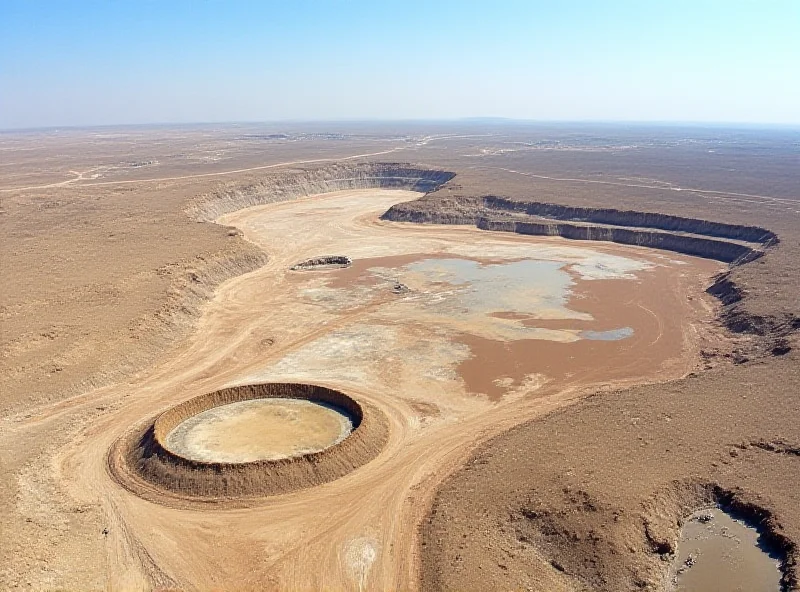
[165,398,355,463]
[109,382,389,501]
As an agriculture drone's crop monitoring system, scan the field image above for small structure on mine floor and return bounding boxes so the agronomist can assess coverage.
[290,255,352,271]
[392,282,410,294]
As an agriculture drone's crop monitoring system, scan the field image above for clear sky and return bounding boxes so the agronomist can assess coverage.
[1,0,799,129]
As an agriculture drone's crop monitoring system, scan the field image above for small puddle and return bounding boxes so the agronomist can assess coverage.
[579,327,634,341]
[670,507,783,592]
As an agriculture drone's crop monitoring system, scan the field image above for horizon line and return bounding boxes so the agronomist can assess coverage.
[2,118,799,134]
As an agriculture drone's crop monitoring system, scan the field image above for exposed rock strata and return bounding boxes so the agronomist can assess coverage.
[477,219,759,263]
[109,383,389,501]
[188,162,456,221]
[480,196,777,244]
[706,270,799,355]
[383,201,772,264]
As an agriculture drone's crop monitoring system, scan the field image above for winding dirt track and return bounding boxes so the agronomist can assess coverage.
[14,189,725,591]
[471,166,800,212]
[0,148,406,192]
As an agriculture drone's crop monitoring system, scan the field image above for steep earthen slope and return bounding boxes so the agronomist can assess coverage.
[383,196,774,264]
[188,162,454,221]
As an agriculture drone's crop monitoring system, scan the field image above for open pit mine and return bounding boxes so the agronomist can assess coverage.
[84,163,776,589]
[3,154,796,592]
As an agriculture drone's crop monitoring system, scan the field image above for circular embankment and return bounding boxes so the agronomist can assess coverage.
[109,382,389,501]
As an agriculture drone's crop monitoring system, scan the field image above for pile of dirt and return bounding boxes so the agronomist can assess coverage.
[290,255,353,271]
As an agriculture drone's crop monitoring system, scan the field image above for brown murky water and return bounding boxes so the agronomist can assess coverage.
[165,398,354,463]
[456,267,683,399]
[325,253,438,289]
[671,508,782,592]
[312,252,718,400]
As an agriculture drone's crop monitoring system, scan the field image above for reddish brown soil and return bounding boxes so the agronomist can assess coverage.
[456,260,721,401]
[1,125,797,591]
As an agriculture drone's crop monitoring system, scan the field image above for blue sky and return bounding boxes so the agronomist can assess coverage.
[1,0,798,128]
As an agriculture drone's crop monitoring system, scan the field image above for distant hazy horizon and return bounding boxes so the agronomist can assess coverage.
[2,0,798,129]
[3,119,800,135]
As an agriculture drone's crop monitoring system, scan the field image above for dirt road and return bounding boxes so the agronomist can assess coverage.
[3,189,724,591]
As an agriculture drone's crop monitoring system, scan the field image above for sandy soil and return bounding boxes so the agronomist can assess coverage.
[4,125,796,592]
[164,398,354,463]
[2,188,721,590]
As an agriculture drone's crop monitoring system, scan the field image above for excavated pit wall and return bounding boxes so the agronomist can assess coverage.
[186,163,780,337]
[112,383,389,499]
[188,162,456,222]
[478,219,760,263]
[481,196,777,244]
[640,479,797,590]
[382,203,771,264]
